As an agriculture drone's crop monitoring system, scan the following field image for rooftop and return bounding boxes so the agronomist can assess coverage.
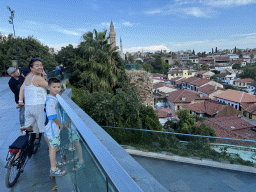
[184,100,227,116]
[207,115,255,131]
[215,89,256,103]
[234,78,254,83]
[190,79,210,87]
[167,89,209,103]
[154,108,177,118]
[198,84,224,95]
[183,76,199,83]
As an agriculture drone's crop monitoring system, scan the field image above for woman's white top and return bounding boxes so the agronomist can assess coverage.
[25,75,47,105]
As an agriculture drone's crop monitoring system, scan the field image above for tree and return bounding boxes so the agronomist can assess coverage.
[0,34,57,74]
[211,70,220,74]
[70,84,162,130]
[164,108,216,136]
[69,29,127,93]
[232,63,241,69]
[234,46,237,53]
[55,44,76,73]
[192,49,195,55]
[240,67,256,81]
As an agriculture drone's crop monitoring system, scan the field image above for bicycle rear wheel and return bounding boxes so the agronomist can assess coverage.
[5,154,21,188]
[33,133,42,154]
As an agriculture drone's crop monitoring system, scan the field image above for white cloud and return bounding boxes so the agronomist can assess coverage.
[122,21,135,27]
[232,32,256,37]
[167,35,256,52]
[145,9,162,15]
[184,7,210,17]
[144,0,256,18]
[207,0,256,7]
[101,21,136,28]
[62,30,80,36]
[124,44,169,52]
[101,22,110,27]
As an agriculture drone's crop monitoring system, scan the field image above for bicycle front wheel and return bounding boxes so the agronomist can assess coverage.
[5,154,21,188]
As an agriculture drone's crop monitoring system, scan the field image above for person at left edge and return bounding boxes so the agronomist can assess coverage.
[7,67,25,128]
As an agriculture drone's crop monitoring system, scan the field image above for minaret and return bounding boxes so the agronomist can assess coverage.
[120,37,124,60]
[109,21,116,50]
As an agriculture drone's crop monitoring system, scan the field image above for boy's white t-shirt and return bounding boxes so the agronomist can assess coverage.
[45,95,60,139]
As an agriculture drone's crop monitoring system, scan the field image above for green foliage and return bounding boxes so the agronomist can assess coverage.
[163,109,216,137]
[240,67,256,81]
[211,70,220,74]
[232,63,241,69]
[69,29,127,93]
[224,84,248,92]
[55,44,76,73]
[143,54,169,74]
[70,84,162,130]
[0,34,57,74]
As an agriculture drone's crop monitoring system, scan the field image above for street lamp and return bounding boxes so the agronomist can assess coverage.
[7,6,20,69]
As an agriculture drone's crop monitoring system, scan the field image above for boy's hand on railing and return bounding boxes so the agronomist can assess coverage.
[16,103,24,109]
[59,124,63,131]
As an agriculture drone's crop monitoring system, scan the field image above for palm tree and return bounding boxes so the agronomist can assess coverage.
[73,29,122,92]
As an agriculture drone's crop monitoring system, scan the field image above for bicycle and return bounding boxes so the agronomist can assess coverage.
[5,130,42,188]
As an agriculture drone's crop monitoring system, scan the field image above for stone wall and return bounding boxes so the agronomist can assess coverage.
[126,70,154,108]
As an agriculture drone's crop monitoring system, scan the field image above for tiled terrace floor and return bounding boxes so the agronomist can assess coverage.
[0,77,56,192]
[132,155,256,192]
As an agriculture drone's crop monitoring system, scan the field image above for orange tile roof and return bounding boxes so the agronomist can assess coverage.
[241,103,256,115]
[198,84,224,95]
[196,70,207,75]
[190,79,210,87]
[234,78,254,83]
[153,82,176,90]
[184,100,226,116]
[183,77,199,83]
[154,108,177,118]
[215,89,256,103]
[167,89,209,103]
[206,115,254,131]
[170,77,183,81]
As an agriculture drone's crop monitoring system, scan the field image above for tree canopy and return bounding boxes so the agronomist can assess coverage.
[0,34,57,74]
[69,29,127,93]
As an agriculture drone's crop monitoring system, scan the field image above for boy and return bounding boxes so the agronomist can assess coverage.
[45,77,66,176]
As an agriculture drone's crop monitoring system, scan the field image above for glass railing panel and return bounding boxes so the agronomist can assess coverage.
[57,104,117,192]
[102,127,256,167]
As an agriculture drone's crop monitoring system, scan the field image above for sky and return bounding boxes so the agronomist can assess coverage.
[1,0,256,53]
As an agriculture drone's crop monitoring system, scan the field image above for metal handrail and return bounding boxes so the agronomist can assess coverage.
[57,95,143,192]
[102,126,256,143]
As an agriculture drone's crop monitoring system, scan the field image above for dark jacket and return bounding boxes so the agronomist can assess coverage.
[8,75,25,104]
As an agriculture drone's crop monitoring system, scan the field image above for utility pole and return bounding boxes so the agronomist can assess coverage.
[7,6,20,69]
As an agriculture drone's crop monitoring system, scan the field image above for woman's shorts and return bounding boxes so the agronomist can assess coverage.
[25,104,45,133]
[48,135,60,147]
